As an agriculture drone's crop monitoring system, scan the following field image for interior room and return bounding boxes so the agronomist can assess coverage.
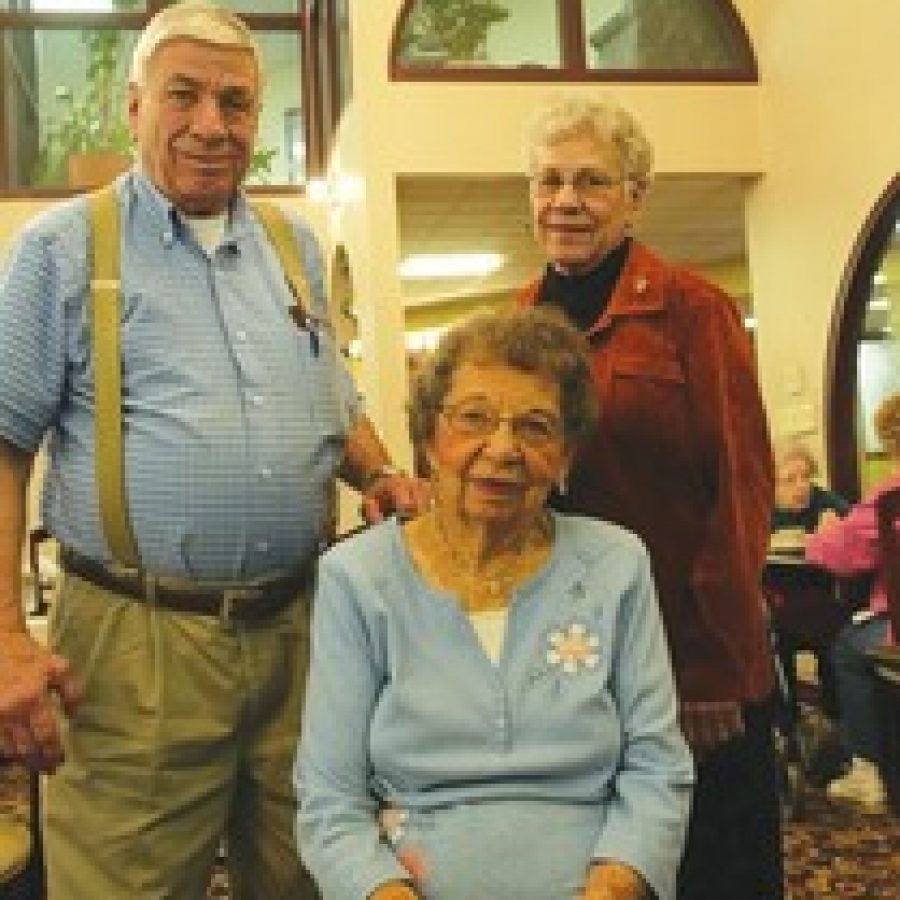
[1,1,898,897]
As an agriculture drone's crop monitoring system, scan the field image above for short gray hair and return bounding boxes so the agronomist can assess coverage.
[526,97,654,193]
[774,440,818,478]
[408,306,598,453]
[875,391,900,459]
[130,1,262,88]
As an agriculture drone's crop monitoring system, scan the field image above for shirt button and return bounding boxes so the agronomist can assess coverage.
[236,330,247,342]
[256,541,270,553]
[260,467,272,479]
[251,394,264,406]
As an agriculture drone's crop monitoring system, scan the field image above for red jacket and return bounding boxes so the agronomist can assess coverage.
[521,242,775,702]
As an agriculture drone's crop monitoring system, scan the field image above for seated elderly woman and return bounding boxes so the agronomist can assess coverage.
[768,441,851,724]
[772,440,849,539]
[297,307,693,900]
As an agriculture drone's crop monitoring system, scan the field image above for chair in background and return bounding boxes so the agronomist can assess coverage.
[876,486,900,637]
[870,485,900,814]
[0,759,43,899]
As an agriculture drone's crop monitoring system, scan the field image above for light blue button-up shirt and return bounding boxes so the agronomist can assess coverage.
[0,172,359,579]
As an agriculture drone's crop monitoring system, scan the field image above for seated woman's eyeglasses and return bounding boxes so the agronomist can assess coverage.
[440,401,562,447]
[530,168,624,199]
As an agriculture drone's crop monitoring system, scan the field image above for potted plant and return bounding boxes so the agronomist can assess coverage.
[33,26,133,188]
[399,0,510,63]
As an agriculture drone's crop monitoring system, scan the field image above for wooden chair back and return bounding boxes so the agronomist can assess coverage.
[876,485,900,639]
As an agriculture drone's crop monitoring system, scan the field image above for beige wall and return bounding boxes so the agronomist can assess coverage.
[747,0,899,475]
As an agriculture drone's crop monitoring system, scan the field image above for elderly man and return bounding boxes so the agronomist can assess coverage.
[0,3,423,897]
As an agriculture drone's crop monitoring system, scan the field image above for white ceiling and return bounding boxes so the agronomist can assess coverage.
[395,173,755,309]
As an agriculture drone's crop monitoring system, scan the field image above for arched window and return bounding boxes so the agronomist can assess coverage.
[391,0,755,82]
[827,178,900,499]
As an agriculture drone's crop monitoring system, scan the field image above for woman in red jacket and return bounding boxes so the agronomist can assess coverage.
[520,98,779,900]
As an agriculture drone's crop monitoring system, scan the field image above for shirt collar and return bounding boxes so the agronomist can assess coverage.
[124,168,252,251]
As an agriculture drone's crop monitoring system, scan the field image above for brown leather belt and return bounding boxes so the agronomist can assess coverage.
[60,548,313,623]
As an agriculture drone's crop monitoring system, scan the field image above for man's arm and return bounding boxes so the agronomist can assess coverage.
[339,416,430,522]
[0,437,80,771]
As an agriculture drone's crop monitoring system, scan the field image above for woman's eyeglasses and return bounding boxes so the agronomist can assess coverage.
[530,168,625,199]
[440,400,562,448]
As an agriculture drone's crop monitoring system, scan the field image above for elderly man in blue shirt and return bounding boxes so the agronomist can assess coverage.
[0,3,424,897]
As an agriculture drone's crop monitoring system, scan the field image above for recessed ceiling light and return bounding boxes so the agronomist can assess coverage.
[399,253,504,279]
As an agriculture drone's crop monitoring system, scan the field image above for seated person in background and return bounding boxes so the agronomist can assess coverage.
[772,440,849,539]
[297,307,694,900]
[806,390,900,811]
[769,441,851,723]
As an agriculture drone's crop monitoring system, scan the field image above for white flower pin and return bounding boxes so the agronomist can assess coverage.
[546,622,600,674]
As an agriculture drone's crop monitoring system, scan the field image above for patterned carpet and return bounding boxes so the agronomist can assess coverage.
[3,762,898,898]
[784,787,900,899]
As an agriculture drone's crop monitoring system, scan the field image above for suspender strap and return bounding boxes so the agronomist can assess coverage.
[88,184,140,567]
[251,200,313,321]
[86,192,313,568]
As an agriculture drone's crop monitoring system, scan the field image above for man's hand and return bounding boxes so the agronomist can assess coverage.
[0,631,81,771]
[360,472,431,524]
[679,699,744,755]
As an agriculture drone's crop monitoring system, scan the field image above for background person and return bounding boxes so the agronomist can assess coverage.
[769,440,851,726]
[806,390,900,811]
[772,440,850,536]
[0,3,424,897]
[297,307,694,900]
[518,97,779,900]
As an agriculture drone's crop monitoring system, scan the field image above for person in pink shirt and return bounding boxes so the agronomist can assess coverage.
[806,390,900,810]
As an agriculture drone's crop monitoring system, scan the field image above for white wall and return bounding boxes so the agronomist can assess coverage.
[746,0,900,469]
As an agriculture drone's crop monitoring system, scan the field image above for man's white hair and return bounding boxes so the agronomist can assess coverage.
[130,0,262,87]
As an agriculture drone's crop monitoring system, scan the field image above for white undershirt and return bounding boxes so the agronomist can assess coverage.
[184,213,227,255]
[468,608,509,666]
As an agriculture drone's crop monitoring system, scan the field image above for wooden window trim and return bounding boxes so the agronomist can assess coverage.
[0,4,315,194]
[826,175,900,500]
[389,0,757,83]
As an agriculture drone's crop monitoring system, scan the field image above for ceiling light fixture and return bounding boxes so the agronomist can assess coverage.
[398,253,504,280]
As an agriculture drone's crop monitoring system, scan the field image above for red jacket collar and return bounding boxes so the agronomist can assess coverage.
[521,241,670,334]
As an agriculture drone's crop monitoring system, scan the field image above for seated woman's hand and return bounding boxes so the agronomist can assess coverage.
[581,862,651,899]
[368,880,420,900]
[815,508,840,532]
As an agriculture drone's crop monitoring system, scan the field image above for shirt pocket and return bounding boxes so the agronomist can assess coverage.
[606,354,691,456]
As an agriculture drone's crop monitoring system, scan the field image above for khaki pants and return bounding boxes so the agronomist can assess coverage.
[44,571,319,900]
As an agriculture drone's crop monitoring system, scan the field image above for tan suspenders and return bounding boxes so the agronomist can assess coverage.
[87,184,314,567]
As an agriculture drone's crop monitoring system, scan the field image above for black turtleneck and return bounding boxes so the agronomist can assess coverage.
[537,238,632,332]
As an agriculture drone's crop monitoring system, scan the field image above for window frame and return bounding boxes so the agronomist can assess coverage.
[389,0,757,84]
[0,1,348,196]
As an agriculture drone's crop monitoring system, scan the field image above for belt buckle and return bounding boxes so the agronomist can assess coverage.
[220,586,260,623]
